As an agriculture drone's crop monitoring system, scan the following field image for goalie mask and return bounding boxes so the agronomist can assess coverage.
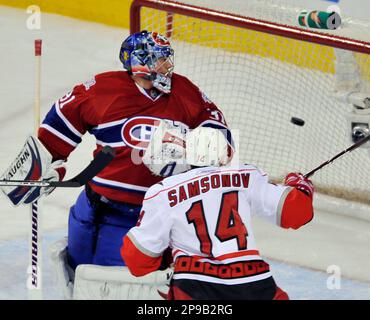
[119,30,174,94]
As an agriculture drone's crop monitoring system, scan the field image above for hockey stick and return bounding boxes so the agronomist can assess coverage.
[304,134,370,178]
[28,39,43,299]
[0,146,115,188]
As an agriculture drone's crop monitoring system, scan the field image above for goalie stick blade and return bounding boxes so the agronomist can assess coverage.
[0,146,116,188]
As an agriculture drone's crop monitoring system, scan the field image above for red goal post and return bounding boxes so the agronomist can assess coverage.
[130,0,370,54]
[130,0,370,210]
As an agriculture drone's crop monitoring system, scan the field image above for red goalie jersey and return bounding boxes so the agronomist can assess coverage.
[38,71,233,205]
[121,165,314,300]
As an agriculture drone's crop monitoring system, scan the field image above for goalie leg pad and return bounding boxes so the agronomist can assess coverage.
[48,237,74,300]
[73,264,173,300]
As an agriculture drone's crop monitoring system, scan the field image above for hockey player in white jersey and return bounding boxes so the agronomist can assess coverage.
[121,127,314,300]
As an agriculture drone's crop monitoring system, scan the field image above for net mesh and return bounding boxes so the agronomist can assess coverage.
[137,1,370,203]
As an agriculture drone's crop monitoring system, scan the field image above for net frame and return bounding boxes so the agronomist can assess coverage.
[130,0,369,53]
[130,0,370,205]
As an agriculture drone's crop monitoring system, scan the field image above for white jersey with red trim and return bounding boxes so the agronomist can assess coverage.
[127,164,292,285]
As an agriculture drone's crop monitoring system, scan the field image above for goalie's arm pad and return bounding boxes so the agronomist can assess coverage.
[279,188,314,230]
[121,234,163,277]
[38,79,97,160]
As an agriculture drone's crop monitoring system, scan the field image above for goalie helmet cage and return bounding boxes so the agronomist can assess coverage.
[130,0,370,212]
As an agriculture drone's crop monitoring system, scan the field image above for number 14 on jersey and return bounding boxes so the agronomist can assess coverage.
[186,191,248,256]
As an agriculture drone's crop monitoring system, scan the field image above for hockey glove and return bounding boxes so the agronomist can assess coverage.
[284,172,314,197]
[142,120,191,177]
[22,159,66,204]
[0,135,66,206]
[186,126,230,167]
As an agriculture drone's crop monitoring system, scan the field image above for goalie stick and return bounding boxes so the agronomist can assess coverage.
[0,146,115,188]
[29,39,43,299]
[304,134,370,178]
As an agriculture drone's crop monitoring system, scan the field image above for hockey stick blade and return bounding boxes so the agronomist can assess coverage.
[0,146,115,188]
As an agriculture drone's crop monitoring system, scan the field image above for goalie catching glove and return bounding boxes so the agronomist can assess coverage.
[0,135,66,205]
[142,121,230,177]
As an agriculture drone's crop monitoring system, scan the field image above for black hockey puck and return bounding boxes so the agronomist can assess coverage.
[291,117,305,126]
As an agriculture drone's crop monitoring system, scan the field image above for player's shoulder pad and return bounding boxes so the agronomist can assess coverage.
[171,72,194,86]
[85,71,131,93]
[93,71,130,86]
[242,163,268,178]
[95,70,128,80]
[172,73,215,108]
[161,169,193,186]
[143,182,165,201]
[172,73,204,93]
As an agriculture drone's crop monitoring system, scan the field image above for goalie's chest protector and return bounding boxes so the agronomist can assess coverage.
[87,72,213,204]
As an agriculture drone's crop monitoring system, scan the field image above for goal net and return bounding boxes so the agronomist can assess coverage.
[131,0,370,205]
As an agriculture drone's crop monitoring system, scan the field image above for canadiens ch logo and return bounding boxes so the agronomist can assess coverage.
[121,116,161,150]
[121,116,189,150]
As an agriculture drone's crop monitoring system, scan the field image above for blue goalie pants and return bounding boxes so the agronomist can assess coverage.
[67,186,141,270]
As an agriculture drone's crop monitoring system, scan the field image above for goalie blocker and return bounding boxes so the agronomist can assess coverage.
[0,136,116,204]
